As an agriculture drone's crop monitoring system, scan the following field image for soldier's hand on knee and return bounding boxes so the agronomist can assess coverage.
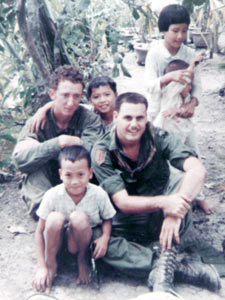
[162,193,190,219]
[159,216,181,252]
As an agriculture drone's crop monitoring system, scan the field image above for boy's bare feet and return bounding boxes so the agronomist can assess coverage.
[32,262,57,292]
[196,199,214,215]
[46,261,58,291]
[76,258,91,285]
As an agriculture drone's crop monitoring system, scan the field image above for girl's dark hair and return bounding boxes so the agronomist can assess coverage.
[50,65,84,90]
[58,145,91,168]
[87,76,117,99]
[158,4,190,32]
[164,59,189,74]
[115,92,148,112]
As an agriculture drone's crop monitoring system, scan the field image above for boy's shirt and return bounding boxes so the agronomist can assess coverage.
[101,119,114,134]
[37,182,116,227]
[81,103,114,134]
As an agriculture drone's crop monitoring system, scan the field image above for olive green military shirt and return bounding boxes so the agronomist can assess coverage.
[91,123,197,198]
[14,105,103,186]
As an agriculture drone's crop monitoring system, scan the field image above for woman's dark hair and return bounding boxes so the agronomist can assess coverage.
[158,4,190,32]
[58,145,91,168]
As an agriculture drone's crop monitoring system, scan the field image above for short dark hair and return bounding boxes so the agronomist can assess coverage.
[115,92,148,112]
[87,76,117,99]
[164,59,190,74]
[158,4,190,32]
[58,145,91,168]
[49,65,85,90]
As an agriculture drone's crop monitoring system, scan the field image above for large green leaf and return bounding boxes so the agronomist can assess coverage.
[0,134,17,144]
[0,44,5,53]
[112,64,120,77]
[132,8,140,20]
[114,55,123,64]
[121,63,131,78]
[78,0,91,10]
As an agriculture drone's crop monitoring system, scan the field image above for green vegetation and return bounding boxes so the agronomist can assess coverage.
[0,0,134,173]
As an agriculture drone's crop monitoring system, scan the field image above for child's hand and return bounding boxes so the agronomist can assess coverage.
[165,69,193,85]
[192,53,204,68]
[178,98,197,118]
[93,235,109,259]
[29,108,47,133]
[32,267,49,292]
[28,101,53,133]
[162,107,181,118]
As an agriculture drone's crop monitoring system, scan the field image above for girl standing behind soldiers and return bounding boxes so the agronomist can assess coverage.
[144,4,213,214]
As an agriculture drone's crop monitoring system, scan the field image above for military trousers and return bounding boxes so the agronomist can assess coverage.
[21,167,52,219]
[93,172,193,279]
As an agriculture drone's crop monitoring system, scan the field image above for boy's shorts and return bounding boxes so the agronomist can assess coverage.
[57,222,96,268]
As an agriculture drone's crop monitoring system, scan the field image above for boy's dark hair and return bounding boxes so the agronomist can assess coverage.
[49,65,85,90]
[164,59,190,74]
[115,92,148,112]
[87,76,117,99]
[58,145,91,168]
[158,4,190,32]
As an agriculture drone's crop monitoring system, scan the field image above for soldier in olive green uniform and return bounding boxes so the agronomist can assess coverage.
[91,92,207,282]
[13,65,103,219]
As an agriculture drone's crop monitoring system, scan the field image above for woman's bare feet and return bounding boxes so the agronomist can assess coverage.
[197,199,214,215]
[76,258,91,285]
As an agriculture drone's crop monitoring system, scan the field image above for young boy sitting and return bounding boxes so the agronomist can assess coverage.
[29,76,118,134]
[32,145,116,292]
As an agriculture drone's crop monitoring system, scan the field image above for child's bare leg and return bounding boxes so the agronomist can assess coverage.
[196,199,214,215]
[68,210,92,285]
[45,212,66,289]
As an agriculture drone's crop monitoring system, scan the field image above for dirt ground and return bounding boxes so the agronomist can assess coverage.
[0,49,225,300]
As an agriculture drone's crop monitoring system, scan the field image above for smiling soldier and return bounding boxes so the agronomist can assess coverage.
[13,65,103,219]
[91,92,221,295]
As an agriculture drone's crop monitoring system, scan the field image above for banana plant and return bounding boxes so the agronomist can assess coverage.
[122,0,158,43]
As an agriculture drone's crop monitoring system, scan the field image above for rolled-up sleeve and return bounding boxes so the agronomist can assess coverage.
[13,137,61,173]
[155,128,198,171]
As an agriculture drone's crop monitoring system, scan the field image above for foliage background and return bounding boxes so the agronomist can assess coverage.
[0,0,135,173]
[1,0,224,174]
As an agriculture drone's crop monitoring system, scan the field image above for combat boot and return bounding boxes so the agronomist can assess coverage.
[174,256,221,292]
[147,246,180,297]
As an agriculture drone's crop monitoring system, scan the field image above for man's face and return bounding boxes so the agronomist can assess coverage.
[90,85,117,115]
[113,102,147,146]
[164,23,188,53]
[59,158,93,200]
[49,80,83,119]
